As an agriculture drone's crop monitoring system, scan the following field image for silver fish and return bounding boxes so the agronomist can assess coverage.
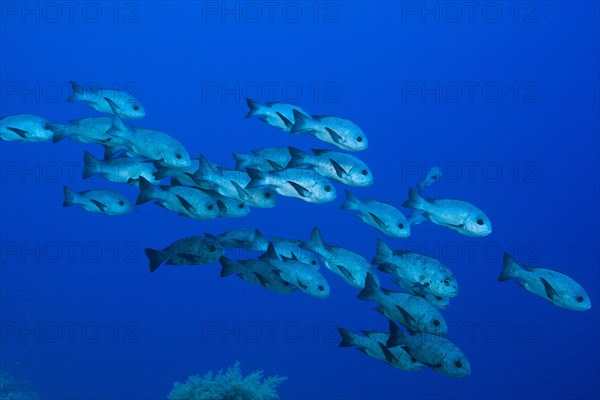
[219,257,296,294]
[245,98,311,132]
[251,147,292,168]
[83,151,159,185]
[373,239,459,298]
[287,147,373,187]
[62,186,132,216]
[341,191,410,238]
[498,253,591,311]
[1,114,54,142]
[206,228,269,252]
[144,236,223,272]
[290,111,368,151]
[48,117,114,144]
[403,187,492,237]
[68,81,145,119]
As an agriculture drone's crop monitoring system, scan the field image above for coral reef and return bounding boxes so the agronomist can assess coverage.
[167,361,286,400]
[0,374,38,400]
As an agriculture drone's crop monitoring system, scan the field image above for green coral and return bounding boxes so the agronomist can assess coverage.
[167,361,286,400]
[0,374,38,400]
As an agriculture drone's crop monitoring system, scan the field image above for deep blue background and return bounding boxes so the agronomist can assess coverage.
[1,1,599,399]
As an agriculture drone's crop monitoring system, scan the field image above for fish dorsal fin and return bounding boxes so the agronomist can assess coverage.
[311,148,327,156]
[540,277,558,300]
[329,158,348,178]
[287,181,311,198]
[325,127,344,144]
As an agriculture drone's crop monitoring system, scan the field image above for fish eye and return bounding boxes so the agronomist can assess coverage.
[133,105,139,111]
[208,244,216,252]
[311,260,317,265]
[318,285,325,291]
[454,360,462,368]
[118,200,125,206]
[324,185,331,192]
[361,169,368,176]
[175,153,183,159]
[356,136,363,142]
[238,203,245,209]
[433,319,440,327]
[443,279,450,286]
[476,218,484,225]
[398,223,404,229]
[207,204,214,210]
[264,192,271,199]
[576,296,584,303]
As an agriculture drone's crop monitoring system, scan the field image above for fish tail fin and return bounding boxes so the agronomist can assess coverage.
[498,252,523,282]
[136,177,158,205]
[286,146,310,168]
[402,187,426,211]
[219,256,239,277]
[290,110,313,134]
[46,123,69,143]
[246,168,268,189]
[357,273,381,302]
[337,328,359,347]
[62,186,78,207]
[341,190,361,211]
[144,248,164,272]
[303,226,325,254]
[372,238,393,265]
[386,320,407,348]
[82,151,101,179]
[67,81,85,103]
[245,98,262,118]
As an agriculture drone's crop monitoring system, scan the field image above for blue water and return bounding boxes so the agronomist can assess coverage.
[1,2,599,399]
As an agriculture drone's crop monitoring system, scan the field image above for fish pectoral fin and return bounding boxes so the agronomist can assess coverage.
[252,272,271,288]
[395,305,417,324]
[231,181,251,201]
[369,212,388,229]
[540,277,558,300]
[7,127,29,138]
[287,181,311,198]
[329,159,348,178]
[276,112,293,128]
[325,127,344,144]
[280,252,299,262]
[89,199,107,212]
[296,278,309,290]
[175,195,196,214]
[378,342,399,364]
[337,265,355,282]
[267,160,285,171]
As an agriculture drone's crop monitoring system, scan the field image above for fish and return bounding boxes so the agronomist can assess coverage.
[103,144,140,160]
[251,147,293,168]
[402,187,492,237]
[392,278,450,310]
[190,156,277,208]
[206,228,269,252]
[341,191,411,238]
[358,274,448,335]
[498,253,591,311]
[387,321,471,378]
[290,110,367,151]
[373,239,459,298]
[260,243,330,299]
[245,98,311,132]
[201,190,251,218]
[416,166,442,193]
[287,147,373,187]
[68,81,145,119]
[246,168,336,204]
[219,257,296,294]
[47,117,114,144]
[1,114,54,142]
[271,237,320,267]
[105,102,191,169]
[301,227,378,288]
[136,177,220,220]
[232,152,287,171]
[62,186,132,216]
[144,236,223,272]
[337,328,424,371]
[82,151,159,185]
